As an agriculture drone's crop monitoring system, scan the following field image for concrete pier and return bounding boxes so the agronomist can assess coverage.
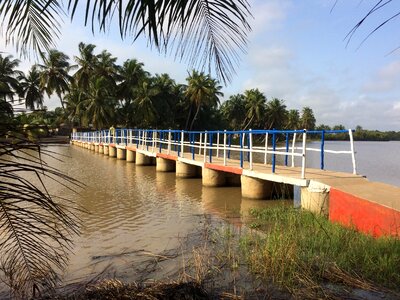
[90,143,95,151]
[241,175,273,199]
[126,149,135,163]
[156,157,176,172]
[104,145,109,155]
[136,152,152,165]
[109,146,116,158]
[95,144,99,153]
[176,161,198,178]
[117,148,126,160]
[202,168,226,187]
[301,186,329,216]
[99,145,104,154]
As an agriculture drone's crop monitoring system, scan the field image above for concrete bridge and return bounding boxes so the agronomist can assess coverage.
[71,128,400,237]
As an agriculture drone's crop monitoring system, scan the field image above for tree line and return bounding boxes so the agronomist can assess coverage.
[1,42,319,132]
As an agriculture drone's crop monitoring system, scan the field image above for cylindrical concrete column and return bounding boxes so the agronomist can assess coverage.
[117,148,126,160]
[241,175,273,199]
[99,145,104,154]
[136,152,152,165]
[202,168,226,187]
[109,146,116,157]
[176,161,198,178]
[126,149,135,163]
[156,157,176,172]
[301,187,329,216]
[90,143,95,151]
[104,145,109,155]
[95,144,99,153]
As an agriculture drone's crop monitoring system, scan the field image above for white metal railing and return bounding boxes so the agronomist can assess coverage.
[71,128,357,179]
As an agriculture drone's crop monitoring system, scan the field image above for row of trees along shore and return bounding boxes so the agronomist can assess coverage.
[1,43,400,141]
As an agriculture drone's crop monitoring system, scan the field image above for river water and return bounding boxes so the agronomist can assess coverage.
[1,141,399,295]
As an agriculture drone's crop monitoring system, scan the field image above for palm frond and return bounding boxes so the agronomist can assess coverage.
[0,123,81,298]
[0,0,63,58]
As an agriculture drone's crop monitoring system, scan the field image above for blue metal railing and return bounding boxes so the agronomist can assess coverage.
[71,128,357,178]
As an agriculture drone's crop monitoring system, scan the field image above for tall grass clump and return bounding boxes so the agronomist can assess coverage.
[241,206,400,294]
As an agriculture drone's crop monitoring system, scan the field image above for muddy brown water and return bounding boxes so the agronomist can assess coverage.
[1,141,399,298]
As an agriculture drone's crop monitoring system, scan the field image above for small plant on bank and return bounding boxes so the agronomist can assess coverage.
[241,206,400,297]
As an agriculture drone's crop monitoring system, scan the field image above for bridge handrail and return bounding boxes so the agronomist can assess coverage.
[71,128,357,179]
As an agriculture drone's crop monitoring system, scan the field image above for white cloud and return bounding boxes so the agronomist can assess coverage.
[363,60,400,93]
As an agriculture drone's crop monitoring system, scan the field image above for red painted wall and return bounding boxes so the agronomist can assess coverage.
[329,188,400,237]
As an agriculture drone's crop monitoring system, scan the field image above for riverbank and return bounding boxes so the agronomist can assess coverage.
[34,206,400,299]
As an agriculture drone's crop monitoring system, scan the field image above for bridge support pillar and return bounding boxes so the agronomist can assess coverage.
[117,148,126,160]
[104,145,109,155]
[156,157,176,172]
[90,143,95,151]
[202,168,226,187]
[99,145,104,154]
[301,186,329,216]
[176,161,198,178]
[95,144,99,153]
[241,175,273,199]
[126,150,135,163]
[109,146,116,158]
[136,152,152,165]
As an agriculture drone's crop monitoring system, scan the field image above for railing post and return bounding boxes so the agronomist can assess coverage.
[181,130,184,158]
[209,133,213,163]
[285,133,289,166]
[168,130,171,154]
[223,130,227,166]
[199,133,202,155]
[291,133,297,167]
[320,130,325,170]
[264,132,268,164]
[216,131,220,158]
[228,133,232,159]
[203,131,207,163]
[240,132,243,168]
[249,129,253,170]
[349,129,357,174]
[152,131,156,153]
[301,130,307,179]
[272,130,276,173]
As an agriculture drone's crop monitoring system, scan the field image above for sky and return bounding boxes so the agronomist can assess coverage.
[1,0,400,131]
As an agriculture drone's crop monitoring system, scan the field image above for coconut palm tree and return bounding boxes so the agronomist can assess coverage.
[220,93,246,130]
[78,77,116,129]
[18,66,44,110]
[0,0,251,83]
[38,50,72,109]
[300,106,316,130]
[0,54,22,103]
[286,109,300,129]
[73,42,98,90]
[265,98,287,130]
[185,70,223,130]
[242,88,266,130]
[133,79,160,127]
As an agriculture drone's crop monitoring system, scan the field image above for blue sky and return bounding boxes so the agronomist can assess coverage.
[1,0,400,130]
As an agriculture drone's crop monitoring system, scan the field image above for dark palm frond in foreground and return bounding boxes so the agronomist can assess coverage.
[0,123,81,299]
[0,0,252,84]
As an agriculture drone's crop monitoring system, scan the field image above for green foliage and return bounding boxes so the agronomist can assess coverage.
[242,206,400,291]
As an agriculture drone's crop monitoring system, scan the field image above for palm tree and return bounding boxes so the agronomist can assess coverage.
[185,70,223,130]
[78,77,116,129]
[73,42,98,90]
[133,79,160,127]
[1,1,251,83]
[286,109,300,129]
[265,98,287,130]
[38,50,72,109]
[300,107,316,130]
[242,88,266,130]
[64,81,86,126]
[0,54,22,103]
[18,66,44,110]
[220,94,246,130]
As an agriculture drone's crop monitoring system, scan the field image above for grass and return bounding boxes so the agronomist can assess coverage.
[241,206,400,297]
